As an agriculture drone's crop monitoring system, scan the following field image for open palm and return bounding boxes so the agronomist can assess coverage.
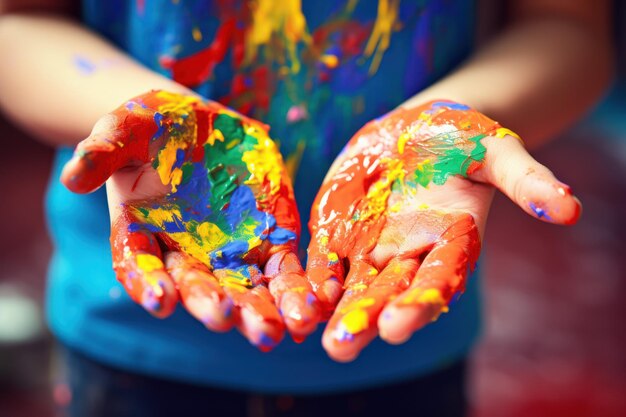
[61,91,320,350]
[306,101,581,361]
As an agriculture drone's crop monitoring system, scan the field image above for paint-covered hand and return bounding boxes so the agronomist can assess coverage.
[306,100,582,361]
[61,90,320,351]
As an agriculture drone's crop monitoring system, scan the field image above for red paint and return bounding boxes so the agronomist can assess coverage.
[161,17,236,88]
[110,210,178,317]
[306,101,497,318]
[130,169,145,192]
[62,90,319,349]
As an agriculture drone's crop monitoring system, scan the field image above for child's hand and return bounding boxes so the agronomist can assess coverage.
[61,91,320,351]
[305,100,581,361]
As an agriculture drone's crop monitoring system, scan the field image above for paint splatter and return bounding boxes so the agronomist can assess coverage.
[72,55,124,75]
[529,202,552,220]
[73,55,97,75]
[117,92,299,288]
[160,0,408,118]
[307,100,516,340]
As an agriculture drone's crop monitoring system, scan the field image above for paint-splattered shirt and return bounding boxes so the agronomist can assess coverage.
[46,0,482,392]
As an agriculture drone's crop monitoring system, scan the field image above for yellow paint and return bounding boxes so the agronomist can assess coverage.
[136,254,164,273]
[340,308,369,334]
[220,280,248,292]
[363,0,401,74]
[327,252,339,264]
[156,140,187,191]
[320,54,339,68]
[339,297,376,314]
[142,206,181,226]
[389,202,402,213]
[170,168,183,192]
[155,91,199,122]
[397,131,411,154]
[225,139,240,150]
[153,92,201,192]
[207,128,225,146]
[241,136,284,195]
[401,288,445,306]
[246,235,262,251]
[494,127,523,144]
[192,27,203,42]
[218,269,253,288]
[245,0,311,73]
[196,222,228,246]
[361,158,405,222]
[348,283,369,291]
[134,205,232,268]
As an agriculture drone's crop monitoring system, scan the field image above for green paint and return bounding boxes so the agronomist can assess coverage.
[430,134,486,185]
[414,160,435,187]
[201,113,259,212]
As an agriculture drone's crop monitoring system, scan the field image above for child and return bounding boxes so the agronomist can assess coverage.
[0,1,613,416]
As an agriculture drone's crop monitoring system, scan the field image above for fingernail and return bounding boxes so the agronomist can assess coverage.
[256,332,279,352]
[528,202,552,221]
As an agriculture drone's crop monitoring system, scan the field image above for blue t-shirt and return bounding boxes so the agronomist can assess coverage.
[46,0,482,393]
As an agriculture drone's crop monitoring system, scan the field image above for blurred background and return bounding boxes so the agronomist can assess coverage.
[2,24,626,417]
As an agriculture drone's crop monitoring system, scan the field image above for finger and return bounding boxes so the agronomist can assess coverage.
[475,135,582,225]
[265,250,321,342]
[378,214,480,344]
[61,101,158,194]
[305,241,346,317]
[215,268,285,351]
[269,272,318,342]
[110,210,178,318]
[164,252,234,332]
[320,258,378,361]
[322,258,418,362]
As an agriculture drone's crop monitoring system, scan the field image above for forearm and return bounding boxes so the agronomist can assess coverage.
[0,12,193,147]
[406,11,614,149]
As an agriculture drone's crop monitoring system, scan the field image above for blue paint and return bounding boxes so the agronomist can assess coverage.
[305,293,317,306]
[268,227,297,244]
[529,202,552,220]
[141,287,160,312]
[448,290,463,307]
[173,148,186,169]
[211,241,250,270]
[73,54,97,75]
[152,112,166,140]
[256,332,278,350]
[381,311,393,321]
[222,299,234,318]
[431,101,470,110]
[334,327,354,343]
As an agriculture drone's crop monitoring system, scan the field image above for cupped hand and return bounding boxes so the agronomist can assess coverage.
[305,100,581,361]
[61,90,320,350]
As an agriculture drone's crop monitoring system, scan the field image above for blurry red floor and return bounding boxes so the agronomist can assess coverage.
[1,93,625,416]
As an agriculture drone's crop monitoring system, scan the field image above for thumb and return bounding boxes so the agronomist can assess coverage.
[61,101,158,194]
[474,135,582,225]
